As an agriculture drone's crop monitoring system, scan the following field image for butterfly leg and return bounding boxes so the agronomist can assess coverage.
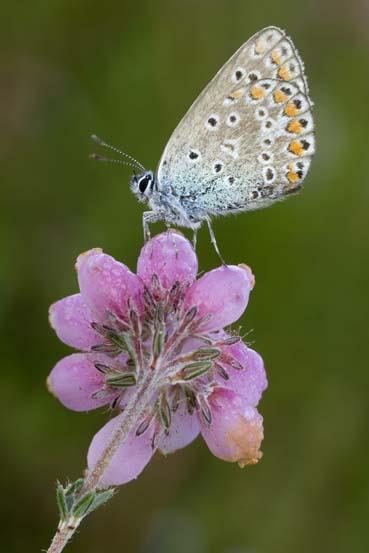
[164,223,179,257]
[206,217,226,265]
[143,211,161,243]
[192,228,198,251]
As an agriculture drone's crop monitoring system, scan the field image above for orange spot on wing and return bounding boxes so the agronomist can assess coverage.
[271,50,282,65]
[278,65,291,81]
[274,90,288,103]
[230,89,244,99]
[287,171,300,183]
[289,141,304,156]
[250,86,265,100]
[255,39,266,54]
[284,102,300,117]
[287,120,303,134]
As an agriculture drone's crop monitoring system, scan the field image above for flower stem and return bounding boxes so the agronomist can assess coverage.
[46,370,157,553]
[46,518,82,553]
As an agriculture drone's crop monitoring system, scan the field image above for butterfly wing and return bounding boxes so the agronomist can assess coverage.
[157,26,315,218]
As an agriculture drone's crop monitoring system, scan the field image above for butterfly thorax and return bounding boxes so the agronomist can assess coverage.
[130,171,202,229]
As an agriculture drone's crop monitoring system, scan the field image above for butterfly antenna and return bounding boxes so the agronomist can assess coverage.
[91,134,146,172]
[89,153,142,170]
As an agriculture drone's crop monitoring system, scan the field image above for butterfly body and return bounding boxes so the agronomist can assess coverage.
[119,26,315,257]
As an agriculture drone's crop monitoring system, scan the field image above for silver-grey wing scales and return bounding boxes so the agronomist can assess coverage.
[157,26,315,218]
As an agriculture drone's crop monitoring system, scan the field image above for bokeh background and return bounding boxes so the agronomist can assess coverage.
[2,0,369,551]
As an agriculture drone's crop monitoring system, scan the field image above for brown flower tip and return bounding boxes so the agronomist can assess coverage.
[238,263,255,290]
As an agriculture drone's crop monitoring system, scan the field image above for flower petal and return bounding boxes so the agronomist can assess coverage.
[185,265,254,332]
[220,344,267,406]
[77,249,143,320]
[47,353,115,411]
[200,389,264,466]
[137,231,198,291]
[87,414,155,486]
[158,396,200,455]
[49,293,101,350]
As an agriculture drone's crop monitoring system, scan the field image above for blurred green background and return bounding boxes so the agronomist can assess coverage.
[2,0,369,551]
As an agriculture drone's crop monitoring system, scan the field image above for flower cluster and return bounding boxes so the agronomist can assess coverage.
[48,231,267,487]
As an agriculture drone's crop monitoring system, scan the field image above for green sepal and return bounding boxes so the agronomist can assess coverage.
[72,491,96,519]
[105,330,130,352]
[158,394,171,428]
[91,343,120,356]
[153,322,164,358]
[94,362,111,374]
[56,482,69,521]
[185,388,197,414]
[65,478,85,496]
[183,306,197,325]
[55,479,114,523]
[106,373,136,387]
[193,347,220,360]
[182,361,213,380]
[87,489,115,515]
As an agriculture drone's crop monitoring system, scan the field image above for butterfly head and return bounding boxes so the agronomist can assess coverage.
[130,171,156,203]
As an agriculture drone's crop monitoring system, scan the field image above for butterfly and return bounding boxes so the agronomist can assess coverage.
[91,26,315,262]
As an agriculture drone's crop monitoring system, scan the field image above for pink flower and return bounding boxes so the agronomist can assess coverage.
[48,231,267,487]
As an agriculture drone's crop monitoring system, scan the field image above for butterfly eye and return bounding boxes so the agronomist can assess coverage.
[139,175,151,193]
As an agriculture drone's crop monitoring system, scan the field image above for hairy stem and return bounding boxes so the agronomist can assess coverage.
[46,370,157,553]
[46,518,82,553]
